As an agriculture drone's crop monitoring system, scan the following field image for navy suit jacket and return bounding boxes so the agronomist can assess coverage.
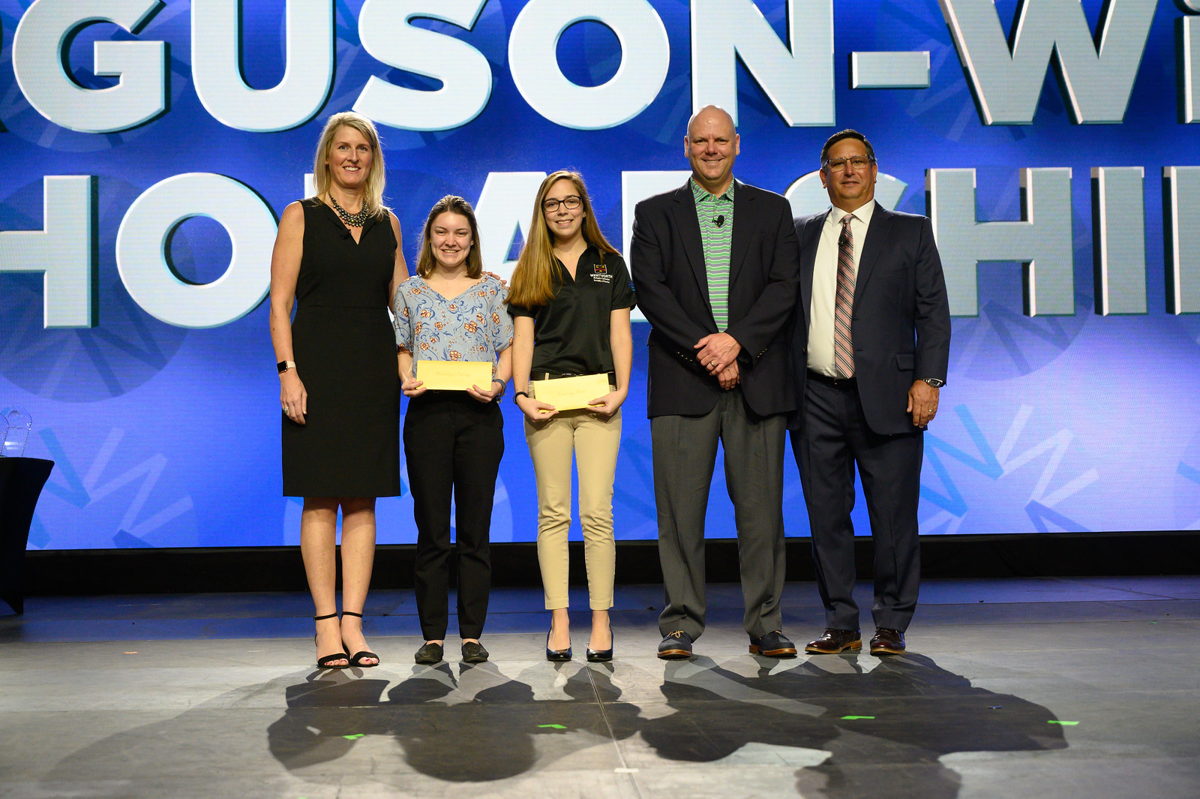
[632,180,801,418]
[790,204,951,436]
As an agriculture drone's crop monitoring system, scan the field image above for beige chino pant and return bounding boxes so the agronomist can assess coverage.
[524,404,621,610]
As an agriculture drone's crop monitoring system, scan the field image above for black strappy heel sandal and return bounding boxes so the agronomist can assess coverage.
[341,610,380,667]
[313,612,350,669]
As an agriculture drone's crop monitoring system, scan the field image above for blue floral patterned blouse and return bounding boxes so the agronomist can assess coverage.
[392,274,514,368]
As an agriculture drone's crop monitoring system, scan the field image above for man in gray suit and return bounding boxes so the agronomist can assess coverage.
[791,129,951,657]
[632,106,801,659]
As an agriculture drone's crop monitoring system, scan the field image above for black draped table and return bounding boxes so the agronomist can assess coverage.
[0,457,54,614]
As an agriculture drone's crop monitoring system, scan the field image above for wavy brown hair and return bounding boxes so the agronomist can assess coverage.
[416,195,483,279]
[506,170,617,308]
[312,111,388,219]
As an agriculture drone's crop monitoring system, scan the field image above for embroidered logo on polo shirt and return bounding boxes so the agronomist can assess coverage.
[591,263,612,284]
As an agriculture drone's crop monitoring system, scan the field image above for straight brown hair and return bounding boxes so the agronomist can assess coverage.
[506,170,617,308]
[416,195,483,279]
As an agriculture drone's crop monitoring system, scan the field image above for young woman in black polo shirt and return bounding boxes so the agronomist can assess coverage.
[507,170,635,662]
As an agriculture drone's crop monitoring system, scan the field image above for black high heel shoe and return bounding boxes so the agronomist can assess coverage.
[313,612,350,669]
[340,610,380,667]
[545,629,572,662]
[586,628,614,663]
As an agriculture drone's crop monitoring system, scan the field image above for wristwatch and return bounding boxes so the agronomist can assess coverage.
[513,391,530,404]
[277,360,297,374]
[921,377,945,388]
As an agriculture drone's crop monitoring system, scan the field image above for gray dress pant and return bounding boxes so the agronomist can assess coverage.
[651,388,788,639]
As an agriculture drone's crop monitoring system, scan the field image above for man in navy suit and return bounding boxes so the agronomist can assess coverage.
[632,106,801,659]
[791,129,951,656]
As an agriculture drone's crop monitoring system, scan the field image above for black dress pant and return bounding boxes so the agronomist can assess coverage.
[792,375,923,633]
[404,392,504,640]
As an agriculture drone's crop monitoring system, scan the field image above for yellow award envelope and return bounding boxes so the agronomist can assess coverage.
[531,373,610,411]
[417,360,493,391]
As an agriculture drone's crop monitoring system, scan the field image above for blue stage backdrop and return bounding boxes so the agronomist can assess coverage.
[1,0,1198,550]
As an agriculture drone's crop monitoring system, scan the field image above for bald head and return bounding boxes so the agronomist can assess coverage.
[687,105,736,138]
[685,105,740,194]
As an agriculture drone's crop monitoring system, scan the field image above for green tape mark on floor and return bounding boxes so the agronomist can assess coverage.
[840,715,876,720]
[1047,720,1079,726]
[538,723,567,729]
[343,733,365,740]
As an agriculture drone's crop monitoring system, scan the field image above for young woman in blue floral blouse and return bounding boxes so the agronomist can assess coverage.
[393,195,513,665]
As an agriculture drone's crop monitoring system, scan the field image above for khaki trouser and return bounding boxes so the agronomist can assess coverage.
[524,403,621,610]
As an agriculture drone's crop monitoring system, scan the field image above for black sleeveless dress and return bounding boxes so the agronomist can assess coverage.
[281,199,401,497]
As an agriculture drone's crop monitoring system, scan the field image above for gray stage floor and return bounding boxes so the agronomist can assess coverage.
[2,576,1198,798]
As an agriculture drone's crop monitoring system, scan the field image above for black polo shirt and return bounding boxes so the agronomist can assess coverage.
[509,246,636,376]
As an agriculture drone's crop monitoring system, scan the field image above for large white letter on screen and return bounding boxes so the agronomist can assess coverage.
[939,0,1154,124]
[784,172,907,219]
[191,0,332,132]
[691,0,833,126]
[1165,166,1200,315]
[0,176,95,328]
[1185,13,1200,123]
[929,168,1074,317]
[509,0,669,130]
[621,171,689,323]
[473,172,549,278]
[1092,167,1146,316]
[13,0,165,133]
[620,171,689,268]
[116,174,276,328]
[354,0,491,131]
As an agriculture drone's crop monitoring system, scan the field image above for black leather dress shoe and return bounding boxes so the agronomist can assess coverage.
[869,627,906,656]
[657,630,694,659]
[461,641,489,663]
[414,642,444,665]
[545,630,572,662]
[748,630,798,657]
[586,629,614,662]
[804,628,862,654]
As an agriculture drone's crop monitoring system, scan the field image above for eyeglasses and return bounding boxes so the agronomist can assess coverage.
[823,156,874,172]
[542,195,582,212]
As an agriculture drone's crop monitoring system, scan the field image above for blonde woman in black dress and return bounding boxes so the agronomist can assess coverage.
[268,112,408,669]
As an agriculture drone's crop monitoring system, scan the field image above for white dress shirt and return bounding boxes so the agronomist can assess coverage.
[807,200,876,377]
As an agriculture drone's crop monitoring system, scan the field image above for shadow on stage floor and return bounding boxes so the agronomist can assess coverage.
[264,653,1064,797]
[2,577,1198,798]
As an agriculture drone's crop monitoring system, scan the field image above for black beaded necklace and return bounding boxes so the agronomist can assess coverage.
[329,195,371,227]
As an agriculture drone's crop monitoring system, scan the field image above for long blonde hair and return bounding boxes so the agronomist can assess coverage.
[506,170,617,308]
[416,196,483,279]
[312,111,388,218]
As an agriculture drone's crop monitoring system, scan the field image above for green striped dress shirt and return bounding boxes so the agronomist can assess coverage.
[691,178,735,331]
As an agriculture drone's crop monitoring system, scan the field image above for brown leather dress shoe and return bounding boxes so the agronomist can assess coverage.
[869,627,906,656]
[804,628,861,654]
